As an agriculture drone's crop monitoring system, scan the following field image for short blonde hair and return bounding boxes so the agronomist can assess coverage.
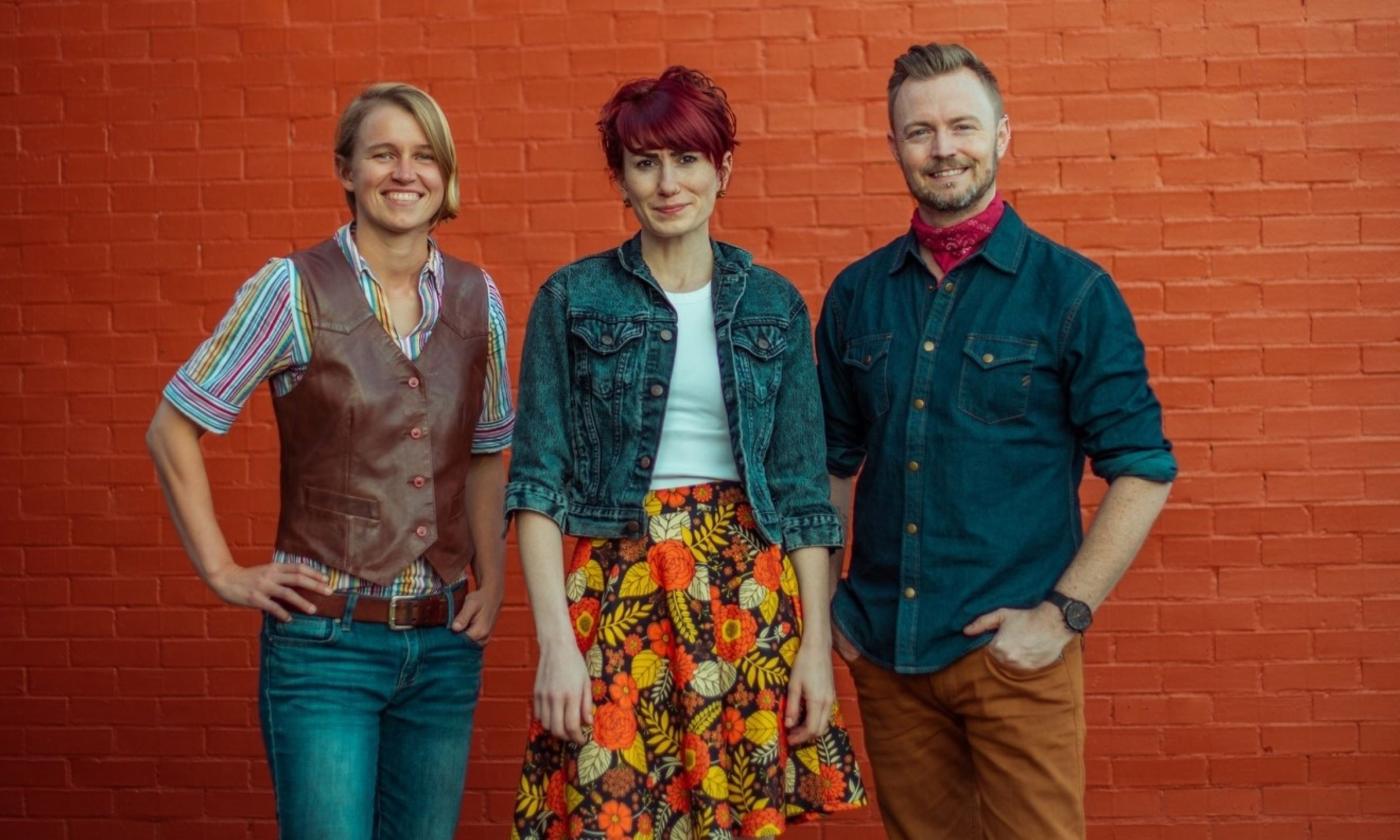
[334,82,460,225]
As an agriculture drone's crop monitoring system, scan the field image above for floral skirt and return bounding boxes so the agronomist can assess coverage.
[512,481,866,840]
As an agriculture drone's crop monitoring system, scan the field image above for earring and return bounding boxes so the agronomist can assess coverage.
[622,196,632,207]
[717,189,726,198]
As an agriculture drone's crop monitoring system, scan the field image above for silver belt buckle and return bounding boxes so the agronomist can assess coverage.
[386,595,413,630]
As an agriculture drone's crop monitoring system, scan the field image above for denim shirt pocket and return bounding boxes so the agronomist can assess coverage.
[569,316,646,398]
[569,314,645,493]
[841,332,892,420]
[958,334,1039,424]
[732,321,787,402]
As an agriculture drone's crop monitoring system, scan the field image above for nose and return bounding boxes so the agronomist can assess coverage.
[657,160,680,195]
[932,130,957,158]
[393,154,415,181]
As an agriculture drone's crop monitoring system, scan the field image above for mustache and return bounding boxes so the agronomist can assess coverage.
[922,157,973,174]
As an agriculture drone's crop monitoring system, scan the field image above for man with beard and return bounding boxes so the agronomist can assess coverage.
[815,43,1175,839]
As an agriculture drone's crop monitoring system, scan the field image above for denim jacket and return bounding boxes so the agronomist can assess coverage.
[506,234,844,550]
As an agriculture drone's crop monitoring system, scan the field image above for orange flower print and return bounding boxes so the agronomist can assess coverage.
[608,673,639,708]
[648,540,695,592]
[714,801,732,828]
[623,633,643,656]
[647,619,674,656]
[681,731,710,785]
[753,544,783,591]
[666,775,692,813]
[592,702,638,751]
[735,503,757,530]
[721,707,745,745]
[546,769,567,816]
[691,483,713,503]
[671,647,697,686]
[569,538,592,573]
[569,597,600,651]
[819,764,847,803]
[756,688,776,711]
[598,801,633,840]
[546,821,566,840]
[655,487,688,507]
[636,813,654,836]
[714,604,758,662]
[568,814,584,839]
[740,807,785,837]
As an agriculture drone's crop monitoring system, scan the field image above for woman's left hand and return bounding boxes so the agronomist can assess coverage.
[785,639,835,744]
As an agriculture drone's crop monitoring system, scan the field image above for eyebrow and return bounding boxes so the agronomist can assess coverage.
[363,142,435,153]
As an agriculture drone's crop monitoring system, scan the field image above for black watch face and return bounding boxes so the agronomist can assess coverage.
[1064,601,1093,632]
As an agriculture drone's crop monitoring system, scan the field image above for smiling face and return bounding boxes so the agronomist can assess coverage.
[619,147,731,244]
[336,103,445,241]
[888,68,1010,226]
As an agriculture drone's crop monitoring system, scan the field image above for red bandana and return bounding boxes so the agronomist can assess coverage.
[910,193,1006,274]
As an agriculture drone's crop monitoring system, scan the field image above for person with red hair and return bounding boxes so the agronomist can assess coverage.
[506,67,866,838]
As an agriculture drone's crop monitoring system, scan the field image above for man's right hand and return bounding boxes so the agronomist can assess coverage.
[832,623,862,663]
[206,562,332,622]
[534,641,595,745]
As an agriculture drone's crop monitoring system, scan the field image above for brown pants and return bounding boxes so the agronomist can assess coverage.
[848,639,1085,840]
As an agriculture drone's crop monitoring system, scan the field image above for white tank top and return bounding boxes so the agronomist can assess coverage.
[649,282,741,489]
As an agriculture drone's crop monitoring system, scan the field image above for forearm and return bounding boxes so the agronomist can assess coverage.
[463,452,506,592]
[146,399,237,585]
[789,546,832,647]
[1055,475,1172,609]
[517,510,574,648]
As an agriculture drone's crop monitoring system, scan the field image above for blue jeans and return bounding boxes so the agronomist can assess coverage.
[258,596,484,840]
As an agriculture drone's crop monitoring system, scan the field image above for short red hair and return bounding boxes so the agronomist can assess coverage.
[597,66,738,178]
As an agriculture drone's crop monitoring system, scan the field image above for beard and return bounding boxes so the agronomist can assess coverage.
[903,153,999,217]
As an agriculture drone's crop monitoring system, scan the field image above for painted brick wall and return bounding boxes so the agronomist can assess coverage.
[2,1,1398,837]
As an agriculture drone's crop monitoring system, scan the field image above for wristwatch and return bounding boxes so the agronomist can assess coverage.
[1046,590,1093,633]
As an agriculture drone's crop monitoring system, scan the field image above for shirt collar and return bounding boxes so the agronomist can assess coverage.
[889,202,1028,277]
[334,222,444,292]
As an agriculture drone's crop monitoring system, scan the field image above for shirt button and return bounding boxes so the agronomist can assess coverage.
[415,525,428,538]
[904,587,917,599]
[908,461,919,472]
[982,353,995,364]
[906,522,918,535]
[412,476,426,488]
[659,329,674,341]
[944,282,955,293]
[650,384,664,397]
[923,340,935,352]
[913,398,926,410]
[409,427,423,439]
[863,354,873,365]
[407,376,420,389]
[638,455,653,469]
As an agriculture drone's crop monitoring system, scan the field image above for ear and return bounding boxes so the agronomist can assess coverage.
[335,155,354,192]
[887,130,900,163]
[717,150,734,192]
[995,114,1011,161]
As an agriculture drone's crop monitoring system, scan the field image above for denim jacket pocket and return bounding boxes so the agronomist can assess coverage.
[569,316,645,398]
[732,321,787,402]
[842,332,892,420]
[958,334,1038,424]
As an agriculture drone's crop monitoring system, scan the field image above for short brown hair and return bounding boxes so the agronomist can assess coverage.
[333,82,461,225]
[887,43,1004,128]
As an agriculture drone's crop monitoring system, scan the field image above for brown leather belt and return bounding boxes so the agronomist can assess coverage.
[293,582,466,630]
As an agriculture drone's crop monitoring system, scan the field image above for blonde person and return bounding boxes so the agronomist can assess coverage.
[147,83,511,840]
[506,67,866,839]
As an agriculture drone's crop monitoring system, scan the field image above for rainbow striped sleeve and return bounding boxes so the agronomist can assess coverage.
[472,271,514,454]
[163,258,303,434]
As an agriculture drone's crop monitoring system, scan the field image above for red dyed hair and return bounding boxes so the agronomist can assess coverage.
[597,66,738,178]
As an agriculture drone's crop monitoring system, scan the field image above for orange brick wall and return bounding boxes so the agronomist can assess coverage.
[3,1,1398,837]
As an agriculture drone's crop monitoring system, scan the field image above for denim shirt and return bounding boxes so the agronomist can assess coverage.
[506,234,844,551]
[817,205,1176,674]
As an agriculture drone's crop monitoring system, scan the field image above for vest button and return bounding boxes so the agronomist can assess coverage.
[407,376,420,389]
[409,427,423,439]
[412,476,426,488]
[415,525,428,537]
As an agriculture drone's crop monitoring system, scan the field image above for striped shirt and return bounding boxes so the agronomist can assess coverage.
[164,224,513,597]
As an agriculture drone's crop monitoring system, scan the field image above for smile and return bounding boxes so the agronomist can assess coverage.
[384,191,423,202]
[929,167,969,178]
[654,204,689,216]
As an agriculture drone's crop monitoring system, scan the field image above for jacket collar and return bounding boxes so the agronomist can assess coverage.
[615,233,753,319]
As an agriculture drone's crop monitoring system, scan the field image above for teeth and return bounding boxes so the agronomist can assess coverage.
[386,192,420,201]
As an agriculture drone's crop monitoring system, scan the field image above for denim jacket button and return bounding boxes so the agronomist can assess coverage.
[757,337,771,350]
[625,520,640,534]
[659,329,674,341]
[638,455,652,469]
[649,384,664,397]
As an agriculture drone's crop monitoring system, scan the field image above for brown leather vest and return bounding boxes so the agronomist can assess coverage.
[273,239,489,586]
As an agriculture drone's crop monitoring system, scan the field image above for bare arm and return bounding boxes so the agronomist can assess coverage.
[146,399,329,620]
[965,476,1172,668]
[786,545,835,742]
[517,510,593,744]
[451,452,506,640]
